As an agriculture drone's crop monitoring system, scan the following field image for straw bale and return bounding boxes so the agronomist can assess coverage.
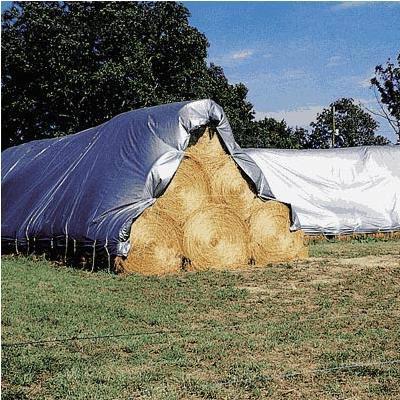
[250,201,291,235]
[118,127,308,275]
[248,200,308,264]
[207,155,257,219]
[292,230,309,259]
[183,205,250,270]
[188,128,258,219]
[115,208,183,275]
[152,155,210,227]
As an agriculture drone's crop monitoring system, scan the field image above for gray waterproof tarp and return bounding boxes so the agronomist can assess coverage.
[1,99,271,257]
[2,99,400,258]
[244,146,400,235]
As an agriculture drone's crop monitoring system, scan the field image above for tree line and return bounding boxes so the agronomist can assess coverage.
[2,2,399,150]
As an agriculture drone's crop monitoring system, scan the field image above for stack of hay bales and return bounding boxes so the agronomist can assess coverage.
[116,128,308,275]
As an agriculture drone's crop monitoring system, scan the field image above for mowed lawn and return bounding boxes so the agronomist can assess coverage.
[2,239,400,399]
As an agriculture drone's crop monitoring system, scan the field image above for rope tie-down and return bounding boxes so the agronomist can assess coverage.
[64,234,68,263]
[91,240,97,272]
[104,238,111,273]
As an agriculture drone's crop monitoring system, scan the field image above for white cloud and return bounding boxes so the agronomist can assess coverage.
[327,55,345,67]
[210,49,255,67]
[334,72,374,89]
[254,105,324,128]
[231,50,253,60]
[333,1,399,11]
[332,2,369,11]
[281,68,308,80]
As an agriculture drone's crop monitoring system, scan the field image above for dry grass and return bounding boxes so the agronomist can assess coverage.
[208,154,257,220]
[249,201,308,264]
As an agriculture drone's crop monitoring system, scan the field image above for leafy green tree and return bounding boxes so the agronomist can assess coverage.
[308,98,389,149]
[197,63,255,147]
[371,54,400,143]
[247,118,309,149]
[2,1,258,149]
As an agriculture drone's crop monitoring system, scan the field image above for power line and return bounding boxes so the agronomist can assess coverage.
[3,308,398,348]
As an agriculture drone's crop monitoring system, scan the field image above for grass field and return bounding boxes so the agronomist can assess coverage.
[2,239,400,399]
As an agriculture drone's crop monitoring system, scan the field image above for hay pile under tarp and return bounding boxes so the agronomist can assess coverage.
[116,128,308,274]
[151,156,210,228]
[115,207,183,275]
[183,205,249,270]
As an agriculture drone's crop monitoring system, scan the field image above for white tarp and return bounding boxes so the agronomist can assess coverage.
[245,146,400,234]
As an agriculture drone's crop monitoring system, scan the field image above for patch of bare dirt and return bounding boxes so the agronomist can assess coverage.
[337,255,400,269]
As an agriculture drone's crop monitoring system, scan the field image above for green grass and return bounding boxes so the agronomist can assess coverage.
[309,238,400,257]
[2,239,400,399]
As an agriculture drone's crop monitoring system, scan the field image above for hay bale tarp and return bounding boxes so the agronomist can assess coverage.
[3,98,396,275]
[244,146,400,235]
[1,99,272,258]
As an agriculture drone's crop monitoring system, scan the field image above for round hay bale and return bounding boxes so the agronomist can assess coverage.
[291,230,309,259]
[186,128,257,220]
[115,208,183,275]
[183,205,250,270]
[207,155,257,219]
[248,200,307,264]
[153,155,210,227]
[251,230,307,265]
[249,201,291,235]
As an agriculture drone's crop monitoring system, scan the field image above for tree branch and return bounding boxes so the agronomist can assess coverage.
[372,87,400,136]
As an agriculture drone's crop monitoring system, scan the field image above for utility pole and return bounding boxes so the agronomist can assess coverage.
[332,105,335,148]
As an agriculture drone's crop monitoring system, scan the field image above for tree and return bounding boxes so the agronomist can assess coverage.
[246,118,309,149]
[2,1,258,149]
[196,63,256,147]
[371,54,400,143]
[308,98,389,149]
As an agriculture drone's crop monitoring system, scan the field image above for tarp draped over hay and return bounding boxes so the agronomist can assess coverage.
[1,99,272,256]
[244,146,400,235]
[2,99,400,259]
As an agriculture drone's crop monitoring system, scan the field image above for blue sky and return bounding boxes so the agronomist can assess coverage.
[185,1,400,142]
[2,1,399,141]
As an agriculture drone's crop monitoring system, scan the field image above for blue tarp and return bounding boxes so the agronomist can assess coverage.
[1,99,271,257]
